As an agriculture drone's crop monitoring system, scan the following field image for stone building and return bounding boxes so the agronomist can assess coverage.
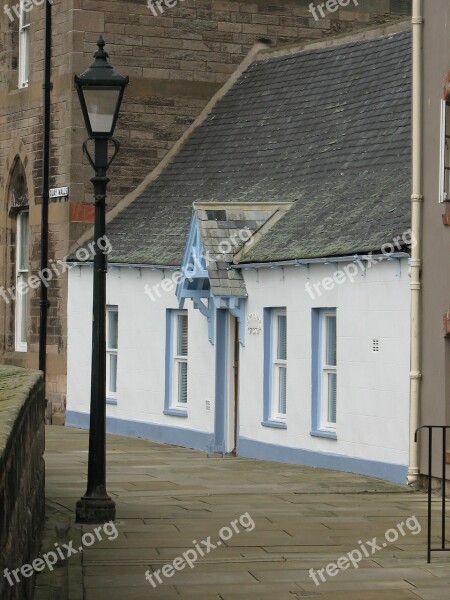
[0,0,411,421]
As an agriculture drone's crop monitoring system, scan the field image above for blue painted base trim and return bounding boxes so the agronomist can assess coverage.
[261,420,287,430]
[237,437,408,485]
[66,410,210,452]
[65,411,407,485]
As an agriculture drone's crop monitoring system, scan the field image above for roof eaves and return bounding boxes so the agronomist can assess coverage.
[234,252,410,269]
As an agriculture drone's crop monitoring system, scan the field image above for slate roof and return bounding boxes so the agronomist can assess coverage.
[194,203,291,297]
[89,28,412,266]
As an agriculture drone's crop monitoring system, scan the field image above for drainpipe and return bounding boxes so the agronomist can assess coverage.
[408,0,424,485]
[39,0,52,379]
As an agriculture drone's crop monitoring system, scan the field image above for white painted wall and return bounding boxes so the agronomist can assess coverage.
[67,256,410,470]
[66,265,216,435]
[239,258,411,467]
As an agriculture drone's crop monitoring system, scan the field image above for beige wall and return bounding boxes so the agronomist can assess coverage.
[421,0,450,471]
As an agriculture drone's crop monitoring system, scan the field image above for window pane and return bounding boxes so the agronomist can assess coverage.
[445,105,450,198]
[108,310,118,350]
[326,316,336,366]
[278,366,287,415]
[177,314,188,356]
[19,211,29,270]
[178,361,187,404]
[328,372,337,424]
[19,29,30,85]
[109,354,118,393]
[277,315,287,360]
[17,274,27,345]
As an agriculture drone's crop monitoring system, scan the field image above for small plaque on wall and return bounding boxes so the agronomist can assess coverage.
[49,187,69,199]
[247,313,262,335]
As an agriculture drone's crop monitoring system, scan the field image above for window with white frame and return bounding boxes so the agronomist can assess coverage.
[320,310,337,430]
[106,306,118,399]
[272,310,287,420]
[439,99,450,202]
[172,311,188,407]
[18,0,30,88]
[15,210,29,352]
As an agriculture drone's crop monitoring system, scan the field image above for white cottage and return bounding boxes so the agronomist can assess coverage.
[67,26,413,484]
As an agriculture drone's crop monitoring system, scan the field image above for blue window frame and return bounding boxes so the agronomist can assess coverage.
[164,309,189,417]
[262,308,287,429]
[312,308,337,439]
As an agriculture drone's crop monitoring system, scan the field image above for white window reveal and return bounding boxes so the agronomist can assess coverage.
[106,306,118,400]
[18,0,31,88]
[15,210,29,352]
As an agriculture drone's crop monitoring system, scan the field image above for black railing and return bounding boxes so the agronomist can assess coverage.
[415,425,450,563]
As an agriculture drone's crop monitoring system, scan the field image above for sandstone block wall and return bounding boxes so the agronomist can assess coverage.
[0,366,45,600]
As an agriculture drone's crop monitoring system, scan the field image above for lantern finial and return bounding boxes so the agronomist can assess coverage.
[94,36,109,61]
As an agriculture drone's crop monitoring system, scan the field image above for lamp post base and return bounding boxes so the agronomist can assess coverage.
[76,496,116,524]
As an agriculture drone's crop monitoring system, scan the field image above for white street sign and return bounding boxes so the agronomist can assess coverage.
[49,187,69,199]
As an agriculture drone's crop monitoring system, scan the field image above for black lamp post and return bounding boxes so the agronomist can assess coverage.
[75,36,128,524]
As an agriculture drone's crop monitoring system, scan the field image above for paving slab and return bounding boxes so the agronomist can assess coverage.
[34,425,450,599]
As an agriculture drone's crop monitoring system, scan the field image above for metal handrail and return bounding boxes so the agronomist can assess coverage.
[415,425,450,562]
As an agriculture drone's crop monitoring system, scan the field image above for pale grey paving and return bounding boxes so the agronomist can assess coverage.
[34,426,450,600]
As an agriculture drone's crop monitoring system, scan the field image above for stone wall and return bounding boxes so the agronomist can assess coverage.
[0,366,45,600]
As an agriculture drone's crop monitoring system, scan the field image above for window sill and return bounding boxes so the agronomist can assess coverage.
[311,429,337,440]
[164,408,188,418]
[106,397,118,406]
[262,420,287,430]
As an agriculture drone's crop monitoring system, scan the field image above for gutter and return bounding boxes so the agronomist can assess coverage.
[68,254,410,271]
[233,253,410,270]
[408,0,424,485]
[67,262,179,270]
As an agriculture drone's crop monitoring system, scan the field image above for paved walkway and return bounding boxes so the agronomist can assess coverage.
[35,426,450,599]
